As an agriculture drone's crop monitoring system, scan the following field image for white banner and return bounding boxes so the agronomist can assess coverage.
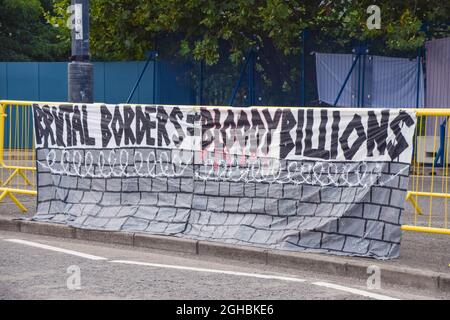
[34,104,416,163]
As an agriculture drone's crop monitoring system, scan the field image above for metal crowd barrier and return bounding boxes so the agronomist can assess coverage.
[0,101,36,212]
[0,100,449,235]
[404,109,450,235]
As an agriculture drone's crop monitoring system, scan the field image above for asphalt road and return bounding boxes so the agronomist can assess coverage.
[3,192,450,275]
[0,230,445,300]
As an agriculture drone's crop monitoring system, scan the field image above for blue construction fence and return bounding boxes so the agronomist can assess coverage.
[0,61,195,104]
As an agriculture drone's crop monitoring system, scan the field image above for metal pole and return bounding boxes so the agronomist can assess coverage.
[198,60,204,105]
[228,50,252,106]
[416,47,422,108]
[434,120,446,167]
[300,29,306,106]
[334,54,360,107]
[68,0,93,103]
[153,58,157,104]
[126,52,155,104]
[360,51,366,108]
[248,51,255,106]
[357,53,362,107]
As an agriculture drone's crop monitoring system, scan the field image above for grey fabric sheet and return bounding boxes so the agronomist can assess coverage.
[425,37,450,109]
[424,37,450,136]
[316,53,424,108]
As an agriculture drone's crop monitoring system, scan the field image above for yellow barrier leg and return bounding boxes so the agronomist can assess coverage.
[0,190,9,202]
[18,169,32,186]
[2,168,19,186]
[6,192,28,212]
[0,189,28,212]
[406,193,423,215]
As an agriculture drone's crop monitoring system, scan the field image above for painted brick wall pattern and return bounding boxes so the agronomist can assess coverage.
[34,147,410,259]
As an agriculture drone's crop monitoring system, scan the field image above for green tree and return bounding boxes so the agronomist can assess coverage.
[49,0,449,105]
[50,0,449,62]
[0,0,69,61]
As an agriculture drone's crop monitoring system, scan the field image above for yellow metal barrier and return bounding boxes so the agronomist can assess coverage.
[0,101,37,212]
[404,109,450,235]
[0,100,449,235]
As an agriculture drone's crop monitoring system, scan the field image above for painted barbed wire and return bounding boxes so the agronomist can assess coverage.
[194,156,388,188]
[37,148,406,188]
[38,149,190,178]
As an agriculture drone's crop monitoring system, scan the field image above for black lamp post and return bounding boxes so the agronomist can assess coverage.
[68,0,93,103]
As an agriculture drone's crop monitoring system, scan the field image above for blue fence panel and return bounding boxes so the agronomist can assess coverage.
[38,62,67,102]
[0,61,195,105]
[103,61,140,104]
[137,61,156,104]
[157,61,196,105]
[3,104,33,149]
[0,63,7,99]
[92,62,105,103]
[6,63,39,101]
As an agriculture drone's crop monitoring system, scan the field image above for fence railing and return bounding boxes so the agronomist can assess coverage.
[0,100,449,235]
[0,101,36,212]
[404,109,450,235]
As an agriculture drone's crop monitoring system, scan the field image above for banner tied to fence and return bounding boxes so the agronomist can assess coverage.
[32,104,417,259]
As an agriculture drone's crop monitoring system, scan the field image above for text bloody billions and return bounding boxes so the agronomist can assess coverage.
[33,105,415,161]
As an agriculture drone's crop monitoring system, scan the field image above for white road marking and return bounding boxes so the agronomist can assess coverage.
[110,259,306,283]
[4,239,107,261]
[312,281,399,300]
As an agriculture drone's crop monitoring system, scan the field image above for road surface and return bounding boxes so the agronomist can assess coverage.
[0,230,445,300]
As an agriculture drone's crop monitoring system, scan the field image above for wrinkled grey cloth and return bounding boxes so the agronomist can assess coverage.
[424,37,450,136]
[425,37,450,109]
[316,53,424,108]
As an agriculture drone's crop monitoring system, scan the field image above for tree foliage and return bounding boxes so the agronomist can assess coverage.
[0,0,69,61]
[50,0,449,63]
[48,0,449,105]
